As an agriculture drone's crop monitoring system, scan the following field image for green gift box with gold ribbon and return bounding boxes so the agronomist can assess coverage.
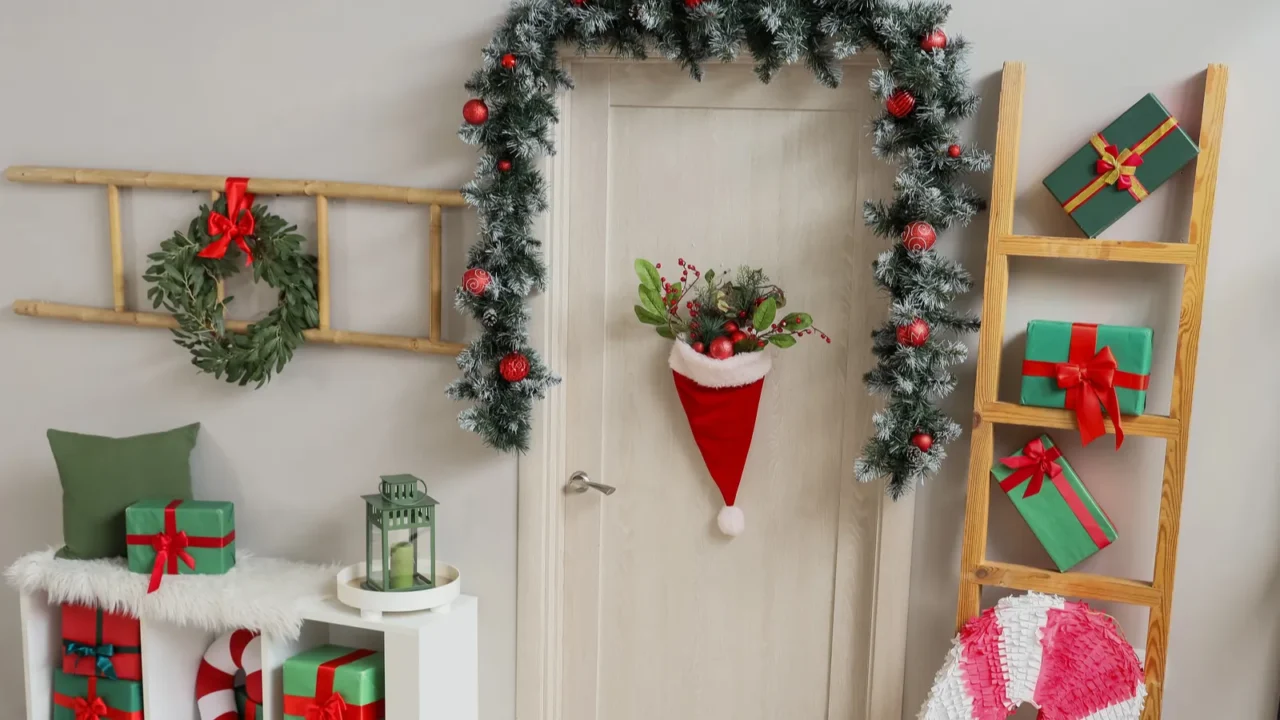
[1043,93,1199,237]
[992,435,1118,572]
[125,499,235,593]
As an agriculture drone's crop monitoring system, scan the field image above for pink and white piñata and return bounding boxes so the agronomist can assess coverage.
[919,593,1146,720]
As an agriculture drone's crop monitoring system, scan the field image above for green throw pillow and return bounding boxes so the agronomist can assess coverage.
[48,423,200,560]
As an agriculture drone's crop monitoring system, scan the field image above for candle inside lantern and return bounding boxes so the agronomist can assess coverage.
[390,541,415,589]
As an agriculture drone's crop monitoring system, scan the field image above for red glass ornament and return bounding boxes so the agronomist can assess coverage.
[920,29,948,52]
[902,221,937,252]
[730,330,747,344]
[886,90,915,119]
[500,352,531,382]
[911,432,934,452]
[462,267,491,295]
[724,321,738,333]
[570,0,586,5]
[708,336,734,360]
[685,0,703,6]
[497,159,513,172]
[463,98,490,125]
[948,145,962,158]
[896,318,930,347]
[691,341,706,354]
[501,53,518,70]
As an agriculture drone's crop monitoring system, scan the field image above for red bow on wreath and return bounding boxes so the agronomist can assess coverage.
[199,177,256,265]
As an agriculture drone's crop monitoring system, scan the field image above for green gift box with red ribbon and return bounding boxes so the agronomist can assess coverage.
[284,644,385,720]
[53,669,143,720]
[1020,320,1152,448]
[992,435,1118,572]
[1042,93,1199,238]
[125,499,235,593]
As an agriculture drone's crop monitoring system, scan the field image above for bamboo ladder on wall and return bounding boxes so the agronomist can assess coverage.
[954,62,1228,720]
[5,166,468,356]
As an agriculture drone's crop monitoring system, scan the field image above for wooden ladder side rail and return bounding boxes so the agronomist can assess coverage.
[952,63,1228,720]
[5,166,466,357]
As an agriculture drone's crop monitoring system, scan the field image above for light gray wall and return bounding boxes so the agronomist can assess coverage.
[907,1,1280,718]
[0,3,518,720]
[3,2,1279,719]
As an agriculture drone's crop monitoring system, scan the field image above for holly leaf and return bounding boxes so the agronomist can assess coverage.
[639,284,663,315]
[655,325,676,339]
[769,334,797,348]
[752,297,777,331]
[634,305,666,325]
[781,312,813,331]
[634,259,661,292]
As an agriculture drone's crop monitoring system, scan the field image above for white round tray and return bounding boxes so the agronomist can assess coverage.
[335,561,461,620]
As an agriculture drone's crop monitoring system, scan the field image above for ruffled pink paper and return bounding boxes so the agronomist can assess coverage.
[1035,602,1145,719]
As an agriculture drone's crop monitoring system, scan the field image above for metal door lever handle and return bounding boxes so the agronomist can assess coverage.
[568,471,616,496]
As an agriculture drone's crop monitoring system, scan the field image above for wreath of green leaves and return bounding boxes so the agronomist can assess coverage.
[143,198,319,387]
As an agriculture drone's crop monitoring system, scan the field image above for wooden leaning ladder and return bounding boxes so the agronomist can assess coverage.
[955,62,1228,720]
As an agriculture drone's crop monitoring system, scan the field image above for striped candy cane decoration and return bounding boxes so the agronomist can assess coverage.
[196,629,262,720]
[919,593,1146,720]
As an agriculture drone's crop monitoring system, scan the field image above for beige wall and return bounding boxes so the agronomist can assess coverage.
[2,1,1278,719]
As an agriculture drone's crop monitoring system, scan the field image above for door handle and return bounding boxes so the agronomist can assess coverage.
[567,471,616,496]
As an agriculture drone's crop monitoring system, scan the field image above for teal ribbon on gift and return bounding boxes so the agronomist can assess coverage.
[64,640,122,680]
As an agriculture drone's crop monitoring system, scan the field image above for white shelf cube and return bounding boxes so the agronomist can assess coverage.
[21,590,478,720]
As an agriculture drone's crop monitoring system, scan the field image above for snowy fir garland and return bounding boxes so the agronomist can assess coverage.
[453,0,991,497]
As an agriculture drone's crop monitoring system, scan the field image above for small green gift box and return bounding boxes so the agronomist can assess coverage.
[283,644,385,719]
[1043,93,1199,237]
[53,669,144,720]
[1020,320,1152,448]
[126,499,235,592]
[992,435,1118,572]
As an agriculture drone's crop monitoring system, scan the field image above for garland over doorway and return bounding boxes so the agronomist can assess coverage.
[451,0,990,497]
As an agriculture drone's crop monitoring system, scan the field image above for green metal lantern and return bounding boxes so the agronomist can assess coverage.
[362,474,438,592]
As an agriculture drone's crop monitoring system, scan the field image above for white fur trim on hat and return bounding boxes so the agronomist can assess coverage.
[668,339,772,388]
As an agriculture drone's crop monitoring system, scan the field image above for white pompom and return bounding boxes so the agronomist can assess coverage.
[717,505,745,537]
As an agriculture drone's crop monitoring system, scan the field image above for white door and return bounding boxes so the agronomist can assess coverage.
[543,59,915,720]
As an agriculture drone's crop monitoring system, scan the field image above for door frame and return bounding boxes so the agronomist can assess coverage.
[515,54,917,720]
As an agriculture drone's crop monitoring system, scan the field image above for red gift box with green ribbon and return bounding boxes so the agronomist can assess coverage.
[283,645,385,720]
[1042,93,1199,237]
[61,603,141,682]
[53,670,143,720]
[991,435,1118,572]
[125,499,235,593]
[1020,320,1152,448]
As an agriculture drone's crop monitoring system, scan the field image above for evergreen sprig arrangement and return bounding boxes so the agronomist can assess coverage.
[454,0,990,497]
[143,200,319,387]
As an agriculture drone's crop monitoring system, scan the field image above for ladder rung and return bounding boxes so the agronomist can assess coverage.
[1000,235,1197,265]
[980,402,1179,440]
[969,561,1161,607]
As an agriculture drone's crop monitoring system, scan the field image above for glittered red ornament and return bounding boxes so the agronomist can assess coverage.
[886,90,916,119]
[500,352,531,382]
[501,53,518,70]
[948,144,962,158]
[463,98,490,125]
[911,432,934,452]
[903,221,937,252]
[463,267,491,295]
[920,29,948,52]
[896,318,930,347]
[497,159,513,173]
[691,341,706,354]
[708,336,734,360]
[730,330,747,345]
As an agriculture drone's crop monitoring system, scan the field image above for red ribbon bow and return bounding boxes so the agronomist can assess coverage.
[148,529,195,593]
[1094,144,1145,191]
[74,695,108,720]
[306,693,349,720]
[198,177,255,265]
[997,438,1063,497]
[1055,345,1125,448]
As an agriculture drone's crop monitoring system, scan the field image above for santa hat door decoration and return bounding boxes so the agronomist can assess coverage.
[634,259,828,536]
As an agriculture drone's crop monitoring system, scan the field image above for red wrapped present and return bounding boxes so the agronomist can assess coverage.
[61,603,141,682]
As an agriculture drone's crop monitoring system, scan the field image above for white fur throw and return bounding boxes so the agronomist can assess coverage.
[6,549,335,640]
